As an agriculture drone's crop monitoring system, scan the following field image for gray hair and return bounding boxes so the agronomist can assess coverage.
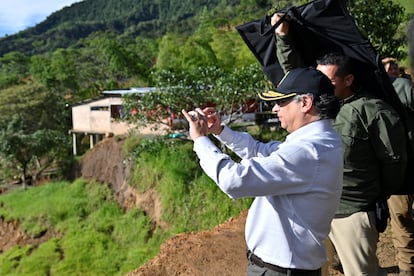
[293,93,340,120]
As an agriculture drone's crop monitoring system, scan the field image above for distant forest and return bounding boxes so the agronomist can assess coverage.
[0,0,411,186]
[0,0,272,56]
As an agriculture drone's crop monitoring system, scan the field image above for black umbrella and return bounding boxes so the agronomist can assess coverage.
[237,0,412,194]
[236,0,402,116]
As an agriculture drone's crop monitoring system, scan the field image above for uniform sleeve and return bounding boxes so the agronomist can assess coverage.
[370,108,408,195]
[393,78,414,112]
[276,34,305,74]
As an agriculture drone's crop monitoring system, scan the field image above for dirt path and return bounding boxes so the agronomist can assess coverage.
[128,210,399,276]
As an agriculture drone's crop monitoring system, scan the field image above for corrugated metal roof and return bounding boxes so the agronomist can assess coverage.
[70,87,158,107]
[101,87,157,95]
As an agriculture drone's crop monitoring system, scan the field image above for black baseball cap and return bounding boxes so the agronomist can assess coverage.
[258,67,335,101]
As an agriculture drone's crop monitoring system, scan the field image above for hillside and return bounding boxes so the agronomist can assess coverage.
[0,136,401,275]
[0,0,265,57]
[0,0,412,273]
[0,0,411,58]
[77,137,401,275]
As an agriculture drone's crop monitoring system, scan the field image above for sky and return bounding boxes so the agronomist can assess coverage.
[0,0,82,38]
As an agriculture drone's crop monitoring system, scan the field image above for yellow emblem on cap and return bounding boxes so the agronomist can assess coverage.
[258,90,297,101]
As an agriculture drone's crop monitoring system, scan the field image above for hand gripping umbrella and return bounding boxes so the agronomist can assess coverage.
[236,0,402,114]
[237,0,413,194]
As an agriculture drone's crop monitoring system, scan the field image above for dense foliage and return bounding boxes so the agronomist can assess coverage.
[348,0,410,60]
[0,136,252,275]
[0,0,411,272]
[0,0,267,57]
[0,179,160,275]
[0,0,411,187]
[0,83,72,187]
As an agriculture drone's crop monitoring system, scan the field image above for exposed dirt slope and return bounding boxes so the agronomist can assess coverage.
[79,136,166,229]
[0,136,400,275]
[128,211,248,276]
[127,211,398,276]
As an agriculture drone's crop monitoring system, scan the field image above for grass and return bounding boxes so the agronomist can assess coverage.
[396,0,414,13]
[128,135,253,233]
[0,125,285,275]
[0,180,159,275]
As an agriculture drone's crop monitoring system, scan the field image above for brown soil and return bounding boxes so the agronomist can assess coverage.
[0,136,401,275]
[127,211,399,276]
[0,218,61,254]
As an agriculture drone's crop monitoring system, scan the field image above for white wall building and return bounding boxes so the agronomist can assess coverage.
[70,87,156,155]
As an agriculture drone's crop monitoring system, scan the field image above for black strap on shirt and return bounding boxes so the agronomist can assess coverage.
[246,250,321,275]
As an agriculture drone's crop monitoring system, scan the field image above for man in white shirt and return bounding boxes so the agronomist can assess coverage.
[182,67,343,275]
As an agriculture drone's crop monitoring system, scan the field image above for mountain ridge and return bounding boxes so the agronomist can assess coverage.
[0,0,265,57]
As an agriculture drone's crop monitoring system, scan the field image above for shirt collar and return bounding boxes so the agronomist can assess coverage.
[285,119,333,142]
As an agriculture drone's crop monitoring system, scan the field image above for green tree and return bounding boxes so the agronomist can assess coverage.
[179,7,218,70]
[122,63,267,128]
[130,37,159,81]
[29,54,56,88]
[347,0,408,60]
[0,83,72,188]
[30,49,95,104]
[74,32,156,92]
[87,33,135,79]
[210,27,259,69]
[0,51,30,88]
[179,36,218,70]
[213,63,268,115]
[0,117,66,189]
[123,67,215,128]
[50,49,80,93]
[210,28,238,70]
[156,33,187,70]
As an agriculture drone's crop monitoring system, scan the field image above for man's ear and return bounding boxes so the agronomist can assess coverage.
[344,74,354,87]
[301,95,313,112]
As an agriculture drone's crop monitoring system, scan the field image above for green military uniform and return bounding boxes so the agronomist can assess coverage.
[275,32,407,275]
[334,94,406,215]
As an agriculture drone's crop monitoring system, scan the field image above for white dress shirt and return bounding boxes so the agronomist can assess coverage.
[193,119,343,269]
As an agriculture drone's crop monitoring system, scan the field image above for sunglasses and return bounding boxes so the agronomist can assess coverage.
[273,96,296,107]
